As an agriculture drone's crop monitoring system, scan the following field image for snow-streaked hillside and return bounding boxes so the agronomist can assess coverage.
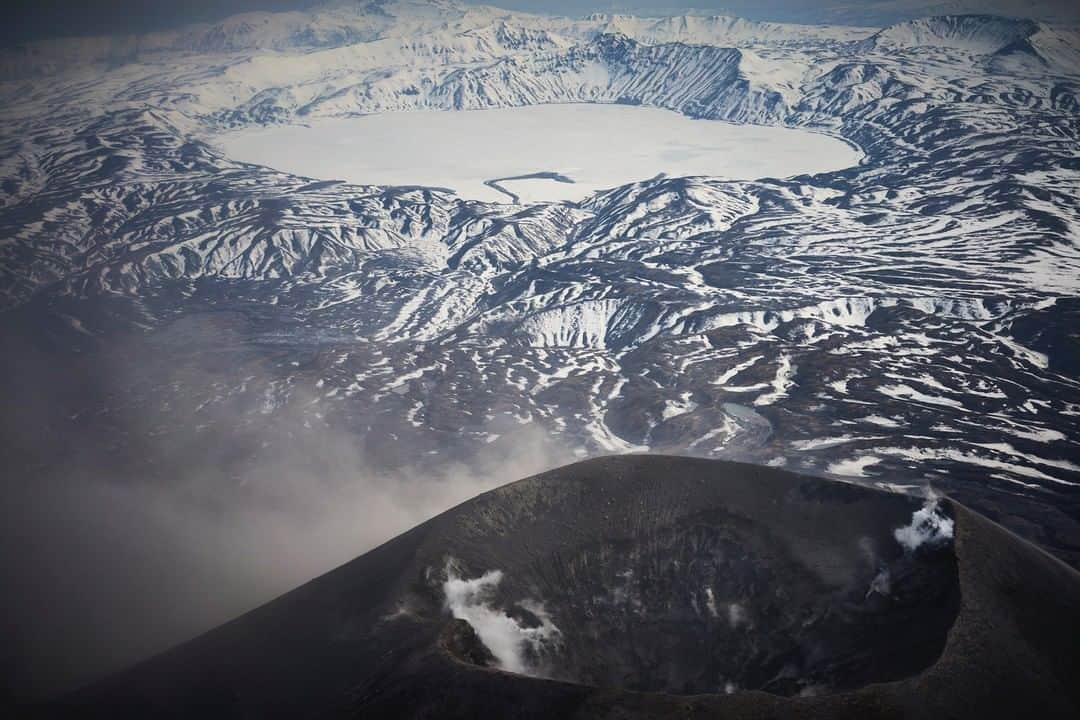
[2,2,1079,568]
[862,15,1041,52]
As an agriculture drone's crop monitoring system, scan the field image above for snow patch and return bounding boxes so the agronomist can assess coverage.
[827,455,880,477]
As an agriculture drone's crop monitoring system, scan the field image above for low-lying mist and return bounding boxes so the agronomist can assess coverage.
[0,309,578,702]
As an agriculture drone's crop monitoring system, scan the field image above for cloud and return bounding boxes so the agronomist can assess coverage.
[0,315,577,700]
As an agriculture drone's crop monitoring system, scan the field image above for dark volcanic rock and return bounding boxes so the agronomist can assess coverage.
[49,455,1080,718]
[440,618,497,668]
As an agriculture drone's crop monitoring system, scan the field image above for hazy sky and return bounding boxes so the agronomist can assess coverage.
[4,0,1079,46]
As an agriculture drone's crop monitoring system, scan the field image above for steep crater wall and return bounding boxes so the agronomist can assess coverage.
[436,458,959,696]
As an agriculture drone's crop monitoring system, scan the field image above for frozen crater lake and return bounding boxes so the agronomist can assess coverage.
[218,104,862,204]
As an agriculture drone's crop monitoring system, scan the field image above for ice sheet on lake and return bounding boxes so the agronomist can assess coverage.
[218,104,863,204]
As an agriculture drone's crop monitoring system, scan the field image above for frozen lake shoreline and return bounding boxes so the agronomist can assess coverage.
[217,104,864,204]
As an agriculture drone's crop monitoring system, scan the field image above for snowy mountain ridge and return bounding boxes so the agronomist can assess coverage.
[862,14,1042,51]
[0,0,874,79]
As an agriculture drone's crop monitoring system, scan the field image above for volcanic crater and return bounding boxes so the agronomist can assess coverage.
[437,479,959,697]
[55,456,1080,719]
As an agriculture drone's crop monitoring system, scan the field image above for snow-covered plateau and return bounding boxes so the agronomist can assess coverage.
[2,0,1079,568]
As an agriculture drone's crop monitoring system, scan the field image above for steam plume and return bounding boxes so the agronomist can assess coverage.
[442,561,561,676]
[894,496,954,552]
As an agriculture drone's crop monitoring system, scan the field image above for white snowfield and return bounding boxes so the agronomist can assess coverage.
[2,0,1080,525]
[217,105,862,203]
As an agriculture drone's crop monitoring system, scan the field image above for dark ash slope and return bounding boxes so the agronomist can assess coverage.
[50,455,1080,719]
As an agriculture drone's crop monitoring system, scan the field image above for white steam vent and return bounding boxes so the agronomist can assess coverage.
[442,560,561,676]
[894,496,954,552]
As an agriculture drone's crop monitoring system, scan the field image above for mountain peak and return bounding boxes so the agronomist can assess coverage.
[865,15,1042,53]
